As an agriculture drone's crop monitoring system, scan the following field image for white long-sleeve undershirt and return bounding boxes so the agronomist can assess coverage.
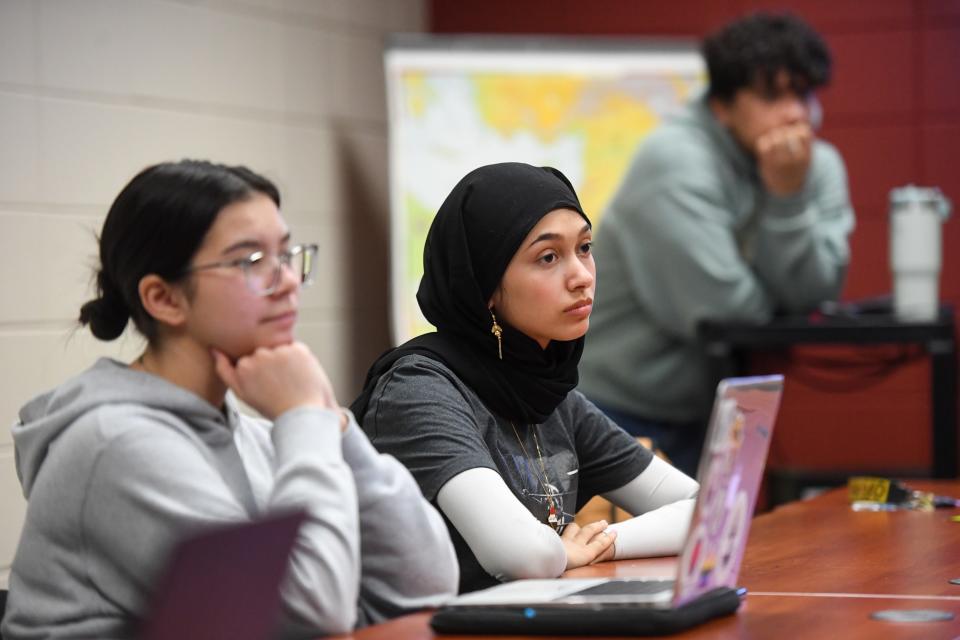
[603,455,699,559]
[436,455,698,582]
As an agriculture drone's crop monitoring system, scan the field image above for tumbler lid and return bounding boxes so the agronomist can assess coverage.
[889,185,952,219]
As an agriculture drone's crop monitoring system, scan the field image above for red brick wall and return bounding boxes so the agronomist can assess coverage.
[430,0,960,475]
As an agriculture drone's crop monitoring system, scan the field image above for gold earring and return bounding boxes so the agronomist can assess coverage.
[490,310,503,360]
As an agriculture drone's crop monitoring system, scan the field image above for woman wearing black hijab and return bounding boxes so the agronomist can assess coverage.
[352,163,697,593]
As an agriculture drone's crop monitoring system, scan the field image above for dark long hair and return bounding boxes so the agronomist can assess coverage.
[79,160,280,342]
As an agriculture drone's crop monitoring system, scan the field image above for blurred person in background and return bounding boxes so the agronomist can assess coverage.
[580,12,854,475]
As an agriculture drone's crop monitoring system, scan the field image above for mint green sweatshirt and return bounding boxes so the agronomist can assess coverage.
[580,98,855,423]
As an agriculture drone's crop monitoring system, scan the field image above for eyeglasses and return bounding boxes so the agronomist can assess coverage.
[183,243,318,296]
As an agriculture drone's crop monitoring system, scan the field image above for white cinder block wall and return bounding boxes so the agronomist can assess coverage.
[0,0,424,585]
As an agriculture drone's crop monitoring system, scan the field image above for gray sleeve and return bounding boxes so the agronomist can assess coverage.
[83,405,362,635]
[361,357,499,501]
[751,141,856,312]
[339,415,459,625]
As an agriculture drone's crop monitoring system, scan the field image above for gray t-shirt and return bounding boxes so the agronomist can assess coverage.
[361,355,651,592]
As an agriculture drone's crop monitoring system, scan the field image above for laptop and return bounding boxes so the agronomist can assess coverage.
[136,509,307,640]
[441,375,784,611]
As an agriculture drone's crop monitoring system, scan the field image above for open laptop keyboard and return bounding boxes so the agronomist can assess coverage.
[572,579,676,596]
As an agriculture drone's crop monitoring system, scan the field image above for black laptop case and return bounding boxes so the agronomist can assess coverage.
[430,586,742,636]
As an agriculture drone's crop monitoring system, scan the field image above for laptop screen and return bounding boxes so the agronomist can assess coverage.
[673,375,783,606]
[137,510,307,640]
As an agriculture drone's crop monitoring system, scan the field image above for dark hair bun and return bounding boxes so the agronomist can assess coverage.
[78,275,129,341]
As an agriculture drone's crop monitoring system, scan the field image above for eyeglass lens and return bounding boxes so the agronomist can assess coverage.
[247,245,316,295]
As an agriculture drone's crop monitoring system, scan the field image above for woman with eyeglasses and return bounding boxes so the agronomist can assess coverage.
[352,163,698,594]
[2,160,458,639]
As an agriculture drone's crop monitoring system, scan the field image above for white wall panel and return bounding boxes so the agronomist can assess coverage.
[38,0,338,119]
[229,0,425,32]
[0,213,101,323]
[0,93,42,203]
[329,32,388,122]
[0,0,35,86]
[0,329,144,448]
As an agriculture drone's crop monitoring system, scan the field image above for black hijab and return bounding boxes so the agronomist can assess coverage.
[352,162,590,425]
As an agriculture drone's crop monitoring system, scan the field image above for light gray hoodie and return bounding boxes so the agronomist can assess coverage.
[2,358,458,640]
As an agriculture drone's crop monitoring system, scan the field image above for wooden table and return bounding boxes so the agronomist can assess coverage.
[340,481,960,639]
